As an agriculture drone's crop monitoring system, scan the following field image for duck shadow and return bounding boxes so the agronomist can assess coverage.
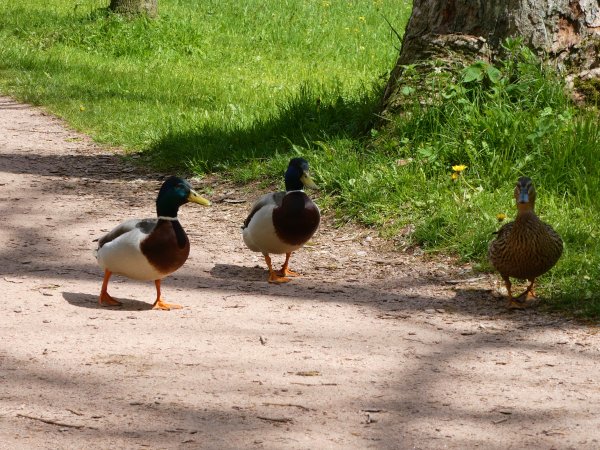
[210,263,268,282]
[450,286,549,316]
[63,292,155,311]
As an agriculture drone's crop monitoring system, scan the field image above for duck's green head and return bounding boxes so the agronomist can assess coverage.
[514,176,536,211]
[284,158,318,192]
[156,176,211,217]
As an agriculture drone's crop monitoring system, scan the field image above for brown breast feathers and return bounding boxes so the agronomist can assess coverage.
[140,220,190,275]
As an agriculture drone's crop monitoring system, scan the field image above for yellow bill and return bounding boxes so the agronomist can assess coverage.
[300,173,319,190]
[188,189,211,206]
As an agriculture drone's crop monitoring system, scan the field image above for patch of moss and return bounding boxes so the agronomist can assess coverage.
[574,77,600,105]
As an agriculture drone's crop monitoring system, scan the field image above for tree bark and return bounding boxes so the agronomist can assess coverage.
[382,0,600,113]
[109,0,158,17]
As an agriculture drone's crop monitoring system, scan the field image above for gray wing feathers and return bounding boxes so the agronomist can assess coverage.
[97,218,157,249]
[242,192,284,229]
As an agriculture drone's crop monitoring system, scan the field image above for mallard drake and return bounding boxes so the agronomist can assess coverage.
[242,157,320,283]
[488,176,563,308]
[95,176,210,310]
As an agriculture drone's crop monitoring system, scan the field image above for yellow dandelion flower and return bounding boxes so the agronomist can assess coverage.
[451,172,459,181]
[496,213,507,221]
[452,164,467,172]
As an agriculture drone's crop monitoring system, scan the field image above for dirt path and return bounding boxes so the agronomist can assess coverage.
[1,95,599,450]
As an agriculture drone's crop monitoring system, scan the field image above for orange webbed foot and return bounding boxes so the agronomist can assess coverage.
[276,267,300,278]
[506,297,527,310]
[268,273,291,284]
[506,290,536,309]
[275,252,300,278]
[99,270,121,306]
[99,291,122,307]
[264,254,291,284]
[152,298,183,310]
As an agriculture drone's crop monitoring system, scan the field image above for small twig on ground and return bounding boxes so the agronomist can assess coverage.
[332,235,358,242]
[17,413,88,429]
[517,320,565,329]
[262,402,312,411]
[542,429,566,436]
[295,370,321,376]
[369,258,405,266]
[445,276,486,285]
[257,416,293,423]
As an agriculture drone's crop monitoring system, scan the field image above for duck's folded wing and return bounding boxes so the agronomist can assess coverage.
[242,192,285,229]
[97,218,157,248]
[492,222,513,238]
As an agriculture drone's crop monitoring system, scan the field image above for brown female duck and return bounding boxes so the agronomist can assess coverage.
[488,177,563,308]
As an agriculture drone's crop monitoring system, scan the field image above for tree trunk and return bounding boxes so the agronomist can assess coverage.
[109,0,158,17]
[382,0,600,113]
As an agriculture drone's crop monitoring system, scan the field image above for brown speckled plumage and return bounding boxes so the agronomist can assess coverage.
[488,177,563,304]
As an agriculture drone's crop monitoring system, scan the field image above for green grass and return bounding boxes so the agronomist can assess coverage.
[1,2,599,318]
[0,0,408,159]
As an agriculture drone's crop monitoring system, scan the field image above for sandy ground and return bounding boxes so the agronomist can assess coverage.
[1,94,599,450]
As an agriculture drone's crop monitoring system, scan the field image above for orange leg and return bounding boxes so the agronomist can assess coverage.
[502,276,513,299]
[503,276,525,309]
[265,255,290,284]
[525,278,537,297]
[503,276,536,309]
[152,279,182,310]
[513,278,537,303]
[99,270,122,306]
[276,252,300,278]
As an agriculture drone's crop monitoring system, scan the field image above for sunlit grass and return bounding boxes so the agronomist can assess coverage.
[0,0,409,155]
